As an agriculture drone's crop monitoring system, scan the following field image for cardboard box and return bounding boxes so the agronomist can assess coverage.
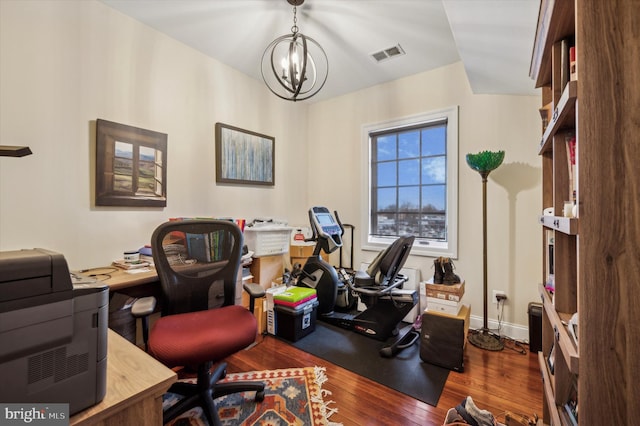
[290,244,329,266]
[425,289,462,301]
[241,292,267,335]
[255,298,266,334]
[249,255,285,290]
[426,296,462,315]
[289,244,315,258]
[421,279,465,298]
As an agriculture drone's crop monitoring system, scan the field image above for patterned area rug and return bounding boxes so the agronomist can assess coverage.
[164,366,341,426]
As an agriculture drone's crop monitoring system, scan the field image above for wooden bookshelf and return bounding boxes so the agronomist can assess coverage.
[531,0,640,424]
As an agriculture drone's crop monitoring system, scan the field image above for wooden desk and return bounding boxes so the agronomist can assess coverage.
[97,267,159,292]
[87,265,246,305]
[70,329,176,426]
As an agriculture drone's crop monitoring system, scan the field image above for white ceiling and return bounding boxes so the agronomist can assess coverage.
[100,0,541,103]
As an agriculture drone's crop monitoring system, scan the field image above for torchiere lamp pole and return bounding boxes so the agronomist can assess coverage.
[466,150,505,351]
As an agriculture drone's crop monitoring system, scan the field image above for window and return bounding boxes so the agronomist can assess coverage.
[361,106,458,258]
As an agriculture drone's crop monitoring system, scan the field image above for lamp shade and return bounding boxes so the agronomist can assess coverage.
[466,150,505,174]
[467,151,504,174]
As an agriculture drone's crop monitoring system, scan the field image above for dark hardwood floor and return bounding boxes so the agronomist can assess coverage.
[225,331,543,426]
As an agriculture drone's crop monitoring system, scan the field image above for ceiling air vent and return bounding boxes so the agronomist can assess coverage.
[370,44,406,63]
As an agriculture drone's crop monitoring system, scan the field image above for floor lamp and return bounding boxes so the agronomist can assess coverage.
[466,150,505,351]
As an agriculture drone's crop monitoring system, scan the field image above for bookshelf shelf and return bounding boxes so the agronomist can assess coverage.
[539,215,578,235]
[539,284,579,375]
[538,80,577,155]
[538,351,562,426]
[530,0,575,88]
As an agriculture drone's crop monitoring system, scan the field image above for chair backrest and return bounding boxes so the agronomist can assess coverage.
[365,235,415,286]
[151,219,243,315]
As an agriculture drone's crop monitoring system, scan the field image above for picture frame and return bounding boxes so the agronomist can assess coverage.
[215,123,274,186]
[95,119,167,207]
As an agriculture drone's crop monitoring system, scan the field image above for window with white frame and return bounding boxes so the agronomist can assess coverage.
[361,106,458,258]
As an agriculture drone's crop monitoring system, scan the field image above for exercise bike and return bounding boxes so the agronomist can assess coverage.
[295,207,421,355]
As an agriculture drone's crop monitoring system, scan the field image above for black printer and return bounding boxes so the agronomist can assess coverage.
[0,248,108,415]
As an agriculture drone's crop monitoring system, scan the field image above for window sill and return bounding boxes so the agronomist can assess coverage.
[361,241,456,259]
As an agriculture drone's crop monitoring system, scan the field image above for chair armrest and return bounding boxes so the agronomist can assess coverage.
[130,296,156,350]
[131,296,157,318]
[242,283,265,314]
[243,283,266,299]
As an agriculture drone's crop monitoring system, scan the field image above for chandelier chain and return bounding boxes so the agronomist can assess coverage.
[291,6,299,35]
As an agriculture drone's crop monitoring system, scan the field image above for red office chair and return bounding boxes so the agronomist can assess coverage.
[147,219,265,426]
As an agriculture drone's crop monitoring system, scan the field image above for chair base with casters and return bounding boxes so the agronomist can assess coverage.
[163,361,265,426]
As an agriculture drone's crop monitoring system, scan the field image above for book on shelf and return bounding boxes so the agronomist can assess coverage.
[569,46,577,81]
[547,342,555,375]
[568,312,579,346]
[186,232,211,263]
[185,230,229,264]
[545,229,555,292]
[560,38,570,92]
[565,132,577,202]
[558,37,575,93]
[564,376,578,426]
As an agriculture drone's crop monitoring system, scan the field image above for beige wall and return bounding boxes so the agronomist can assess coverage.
[1,0,542,336]
[0,0,310,269]
[308,63,543,335]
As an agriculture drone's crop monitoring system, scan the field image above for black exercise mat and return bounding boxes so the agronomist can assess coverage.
[289,321,449,406]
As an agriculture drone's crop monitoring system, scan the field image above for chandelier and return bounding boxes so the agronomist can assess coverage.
[261,0,328,102]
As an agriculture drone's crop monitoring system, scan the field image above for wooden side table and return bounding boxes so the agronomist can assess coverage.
[70,330,176,425]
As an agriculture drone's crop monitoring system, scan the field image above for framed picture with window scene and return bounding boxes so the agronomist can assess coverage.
[95,119,167,207]
[215,123,274,186]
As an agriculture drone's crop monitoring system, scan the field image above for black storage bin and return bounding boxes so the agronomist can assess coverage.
[109,292,138,343]
[528,302,543,353]
[274,301,318,342]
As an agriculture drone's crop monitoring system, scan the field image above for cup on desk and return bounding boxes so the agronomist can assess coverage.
[124,251,140,263]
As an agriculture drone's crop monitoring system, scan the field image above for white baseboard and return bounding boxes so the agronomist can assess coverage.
[469,314,530,343]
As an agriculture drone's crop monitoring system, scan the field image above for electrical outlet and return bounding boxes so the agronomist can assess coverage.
[492,290,507,305]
